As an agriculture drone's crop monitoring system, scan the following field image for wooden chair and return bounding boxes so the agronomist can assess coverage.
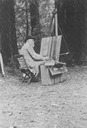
[15,54,33,83]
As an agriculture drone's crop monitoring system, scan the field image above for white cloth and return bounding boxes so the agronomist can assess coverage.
[20,39,44,75]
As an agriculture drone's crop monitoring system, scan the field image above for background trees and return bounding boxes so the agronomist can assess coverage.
[56,0,87,64]
[0,0,54,64]
[1,0,87,65]
[15,0,54,51]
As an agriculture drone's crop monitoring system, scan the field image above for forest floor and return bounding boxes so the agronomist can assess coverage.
[0,66,87,128]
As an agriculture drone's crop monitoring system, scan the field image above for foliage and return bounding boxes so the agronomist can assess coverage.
[15,0,31,48]
[15,0,55,48]
[39,0,54,36]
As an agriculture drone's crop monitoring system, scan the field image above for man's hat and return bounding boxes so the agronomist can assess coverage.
[25,35,36,42]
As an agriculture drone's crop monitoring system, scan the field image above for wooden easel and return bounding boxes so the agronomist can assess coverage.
[40,9,62,61]
[40,6,68,85]
[55,9,58,36]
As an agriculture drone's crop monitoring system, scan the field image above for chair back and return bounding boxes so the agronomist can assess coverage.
[15,54,28,69]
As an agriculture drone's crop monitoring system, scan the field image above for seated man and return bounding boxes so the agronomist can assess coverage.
[20,36,48,76]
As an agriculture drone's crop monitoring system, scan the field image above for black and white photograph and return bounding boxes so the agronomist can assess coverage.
[0,0,87,128]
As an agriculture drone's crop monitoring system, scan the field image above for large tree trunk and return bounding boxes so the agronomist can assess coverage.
[1,0,18,64]
[81,0,87,63]
[56,0,84,64]
[25,0,29,39]
[30,0,41,53]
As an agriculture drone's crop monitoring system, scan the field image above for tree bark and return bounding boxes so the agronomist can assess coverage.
[56,0,84,64]
[25,0,29,39]
[30,0,41,53]
[0,0,18,64]
[81,0,87,63]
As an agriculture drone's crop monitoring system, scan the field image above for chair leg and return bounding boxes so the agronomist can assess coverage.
[27,73,32,84]
[20,70,33,84]
[27,78,31,84]
[20,73,26,82]
[21,75,25,83]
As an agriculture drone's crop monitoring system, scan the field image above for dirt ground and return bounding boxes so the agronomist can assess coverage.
[0,66,87,128]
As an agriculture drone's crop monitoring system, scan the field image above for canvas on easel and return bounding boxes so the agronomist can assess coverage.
[40,7,68,85]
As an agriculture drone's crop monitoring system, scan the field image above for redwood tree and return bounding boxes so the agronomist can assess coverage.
[1,0,18,64]
[81,0,87,63]
[30,0,41,53]
[56,0,84,64]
